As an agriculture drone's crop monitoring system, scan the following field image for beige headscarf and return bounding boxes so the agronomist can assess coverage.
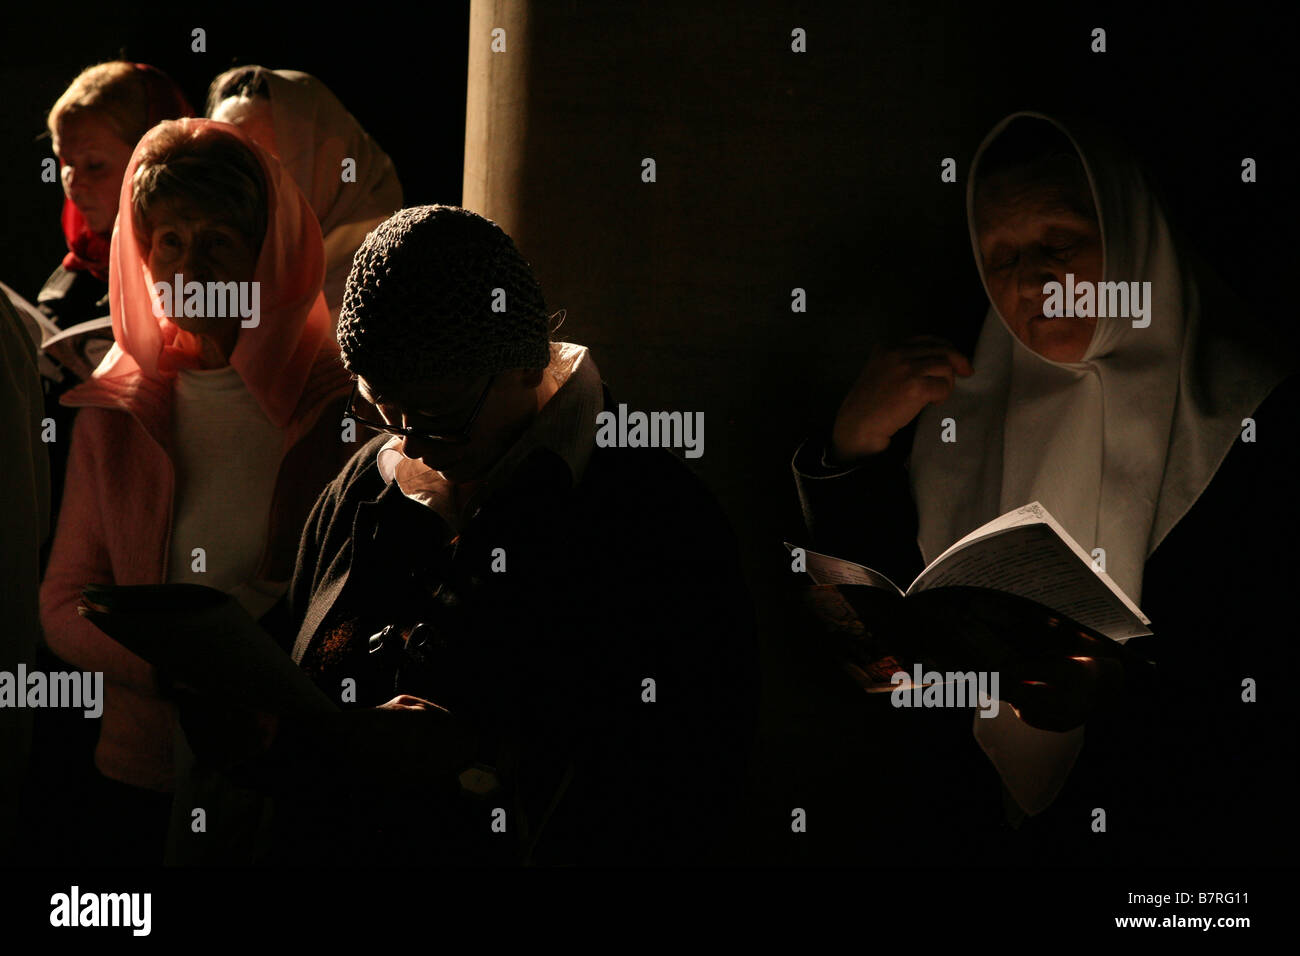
[908,111,1290,815]
[209,68,404,326]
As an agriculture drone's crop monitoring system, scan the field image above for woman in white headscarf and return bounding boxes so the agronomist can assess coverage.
[793,111,1297,864]
[206,67,404,328]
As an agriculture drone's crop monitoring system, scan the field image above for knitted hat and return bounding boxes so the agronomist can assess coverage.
[337,205,551,383]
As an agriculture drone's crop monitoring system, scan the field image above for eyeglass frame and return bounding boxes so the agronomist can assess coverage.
[343,372,497,445]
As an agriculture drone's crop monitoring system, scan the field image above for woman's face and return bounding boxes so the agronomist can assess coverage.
[145,198,259,341]
[53,112,137,235]
[210,96,278,158]
[975,176,1103,363]
[357,369,542,484]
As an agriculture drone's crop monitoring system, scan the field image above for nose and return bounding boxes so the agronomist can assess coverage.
[174,245,215,285]
[1015,247,1060,303]
[400,435,435,460]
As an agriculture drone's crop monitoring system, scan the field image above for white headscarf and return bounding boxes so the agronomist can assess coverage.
[907,111,1289,815]
[212,68,404,326]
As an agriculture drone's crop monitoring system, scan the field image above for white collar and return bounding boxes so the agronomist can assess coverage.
[376,342,603,525]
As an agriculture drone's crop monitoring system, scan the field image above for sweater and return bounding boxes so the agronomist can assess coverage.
[39,350,354,791]
[266,395,760,865]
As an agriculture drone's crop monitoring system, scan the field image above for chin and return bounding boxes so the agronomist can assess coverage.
[1019,324,1091,363]
[171,318,225,337]
[79,215,108,235]
[424,459,469,480]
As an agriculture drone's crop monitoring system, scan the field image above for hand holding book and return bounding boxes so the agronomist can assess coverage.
[788,502,1156,730]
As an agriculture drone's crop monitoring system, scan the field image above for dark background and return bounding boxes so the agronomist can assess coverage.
[4,0,1294,867]
[0,2,471,297]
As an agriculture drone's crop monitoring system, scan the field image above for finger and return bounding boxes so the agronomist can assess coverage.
[908,359,956,386]
[917,375,956,404]
[378,694,450,715]
[895,343,968,365]
[392,697,434,712]
[379,694,430,710]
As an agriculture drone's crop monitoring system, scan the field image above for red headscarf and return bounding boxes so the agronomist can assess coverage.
[59,64,193,280]
[95,117,333,429]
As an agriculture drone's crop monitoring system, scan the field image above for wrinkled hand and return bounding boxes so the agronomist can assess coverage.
[322,695,479,792]
[830,334,973,463]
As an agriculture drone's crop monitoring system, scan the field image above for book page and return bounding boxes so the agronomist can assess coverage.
[1,280,66,381]
[0,280,61,341]
[907,503,1151,642]
[40,315,113,350]
[784,542,905,594]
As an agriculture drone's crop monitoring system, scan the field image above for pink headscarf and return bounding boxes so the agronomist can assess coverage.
[94,117,333,429]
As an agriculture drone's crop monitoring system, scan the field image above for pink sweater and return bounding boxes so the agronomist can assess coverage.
[39,351,353,791]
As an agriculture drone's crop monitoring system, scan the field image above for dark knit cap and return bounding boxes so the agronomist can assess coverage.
[337,205,551,383]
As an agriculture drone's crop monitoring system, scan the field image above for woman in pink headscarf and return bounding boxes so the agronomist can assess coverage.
[206,66,404,328]
[39,117,354,865]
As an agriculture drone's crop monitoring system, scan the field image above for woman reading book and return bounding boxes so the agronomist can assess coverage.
[792,112,1297,865]
[38,118,353,864]
[36,63,192,525]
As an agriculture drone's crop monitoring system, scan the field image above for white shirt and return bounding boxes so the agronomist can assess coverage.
[165,365,288,619]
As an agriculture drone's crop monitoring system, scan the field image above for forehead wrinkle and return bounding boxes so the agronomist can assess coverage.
[976,177,1096,232]
[976,197,1098,242]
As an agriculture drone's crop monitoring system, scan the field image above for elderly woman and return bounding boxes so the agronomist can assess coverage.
[42,63,192,337]
[35,63,192,522]
[204,66,403,328]
[39,117,354,864]
[792,112,1296,865]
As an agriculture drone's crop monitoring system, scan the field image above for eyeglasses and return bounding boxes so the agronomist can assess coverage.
[344,373,496,445]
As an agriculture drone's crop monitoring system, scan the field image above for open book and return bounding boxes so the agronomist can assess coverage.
[787,503,1154,728]
[0,280,113,381]
[78,582,336,716]
[789,501,1151,643]
[1,279,66,381]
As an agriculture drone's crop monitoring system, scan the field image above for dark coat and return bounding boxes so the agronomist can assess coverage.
[35,264,111,544]
[792,373,1300,866]
[37,264,108,331]
[269,418,759,865]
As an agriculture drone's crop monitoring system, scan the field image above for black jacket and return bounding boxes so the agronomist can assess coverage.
[791,374,1300,866]
[270,424,758,865]
[36,264,111,548]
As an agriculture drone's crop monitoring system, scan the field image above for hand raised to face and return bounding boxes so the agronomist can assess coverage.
[830,334,973,463]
